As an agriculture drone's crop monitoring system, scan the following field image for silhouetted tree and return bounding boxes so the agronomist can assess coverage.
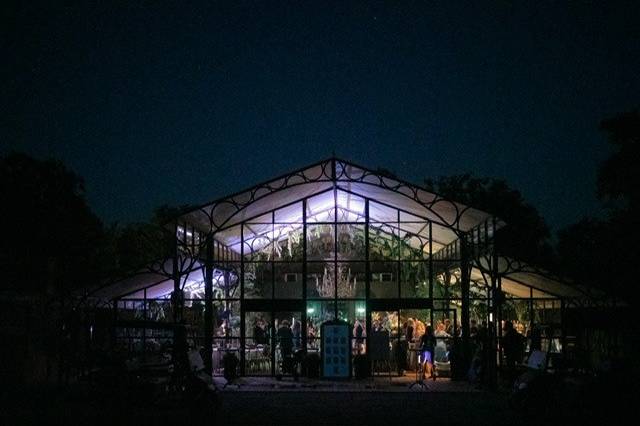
[101,203,194,278]
[424,174,554,267]
[0,152,104,296]
[597,110,640,212]
[558,110,640,302]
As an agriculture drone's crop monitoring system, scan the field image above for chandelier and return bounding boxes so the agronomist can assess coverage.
[314,261,358,298]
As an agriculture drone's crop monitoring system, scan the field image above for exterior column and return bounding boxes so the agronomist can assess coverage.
[488,216,499,388]
[204,233,214,374]
[301,199,308,354]
[172,222,184,323]
[460,232,471,376]
[240,225,246,376]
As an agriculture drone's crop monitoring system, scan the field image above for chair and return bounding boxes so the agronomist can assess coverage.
[434,341,450,376]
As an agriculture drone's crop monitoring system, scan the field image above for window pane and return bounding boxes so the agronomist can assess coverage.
[307,224,335,260]
[399,227,429,260]
[306,262,336,298]
[400,261,429,298]
[369,223,398,261]
[274,263,303,299]
[214,300,240,337]
[336,224,366,260]
[306,192,335,223]
[336,191,365,222]
[244,262,272,299]
[243,232,273,261]
[306,301,336,338]
[275,201,303,223]
[337,262,366,298]
[273,224,304,261]
[370,262,398,298]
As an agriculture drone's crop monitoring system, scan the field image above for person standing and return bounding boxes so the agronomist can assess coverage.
[254,318,267,344]
[420,325,437,380]
[353,319,365,354]
[502,321,525,380]
[291,318,301,349]
[277,320,294,374]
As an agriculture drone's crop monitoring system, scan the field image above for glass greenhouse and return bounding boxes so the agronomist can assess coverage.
[90,157,591,378]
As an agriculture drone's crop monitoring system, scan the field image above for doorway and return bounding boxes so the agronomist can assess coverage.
[243,310,303,376]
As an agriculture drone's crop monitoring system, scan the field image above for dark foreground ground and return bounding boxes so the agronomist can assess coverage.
[2,374,637,425]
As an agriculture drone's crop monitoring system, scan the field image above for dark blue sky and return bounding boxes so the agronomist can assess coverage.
[3,2,639,232]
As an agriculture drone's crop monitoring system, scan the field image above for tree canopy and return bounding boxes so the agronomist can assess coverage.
[557,110,640,302]
[0,152,104,296]
[424,174,554,267]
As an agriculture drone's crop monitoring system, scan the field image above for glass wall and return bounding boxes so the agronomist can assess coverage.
[136,187,563,377]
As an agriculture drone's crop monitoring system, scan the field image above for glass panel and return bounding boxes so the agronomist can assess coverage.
[502,298,531,336]
[212,338,240,376]
[337,301,367,355]
[306,262,336,298]
[399,228,429,260]
[244,338,272,375]
[368,201,397,224]
[400,261,430,298]
[432,310,458,337]
[274,201,303,223]
[306,301,336,347]
[307,223,335,260]
[432,263,459,299]
[242,230,273,261]
[470,298,489,328]
[184,300,205,335]
[214,300,240,337]
[336,191,365,222]
[337,262,366,298]
[214,265,240,299]
[399,309,430,371]
[370,262,398,298]
[145,300,172,322]
[400,211,427,224]
[274,311,303,376]
[336,224,366,260]
[245,311,271,340]
[306,191,335,223]
[371,310,399,337]
[244,262,273,299]
[369,223,398,261]
[273,224,303,261]
[274,263,303,299]
[244,311,272,375]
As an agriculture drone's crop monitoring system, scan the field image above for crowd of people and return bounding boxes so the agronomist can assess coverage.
[249,313,547,379]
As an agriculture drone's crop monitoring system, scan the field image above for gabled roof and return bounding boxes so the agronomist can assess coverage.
[174,157,503,252]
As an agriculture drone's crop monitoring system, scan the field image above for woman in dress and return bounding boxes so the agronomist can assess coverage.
[419,325,437,380]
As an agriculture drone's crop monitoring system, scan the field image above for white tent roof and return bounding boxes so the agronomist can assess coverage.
[470,256,590,299]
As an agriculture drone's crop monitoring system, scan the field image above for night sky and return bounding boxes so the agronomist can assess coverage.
[3,2,639,232]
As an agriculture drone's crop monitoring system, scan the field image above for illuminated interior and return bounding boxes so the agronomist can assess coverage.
[93,158,587,377]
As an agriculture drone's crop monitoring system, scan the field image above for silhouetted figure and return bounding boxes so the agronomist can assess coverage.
[291,319,301,349]
[502,321,525,380]
[353,319,365,354]
[420,325,437,380]
[529,325,542,352]
[254,319,267,344]
[277,320,294,374]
